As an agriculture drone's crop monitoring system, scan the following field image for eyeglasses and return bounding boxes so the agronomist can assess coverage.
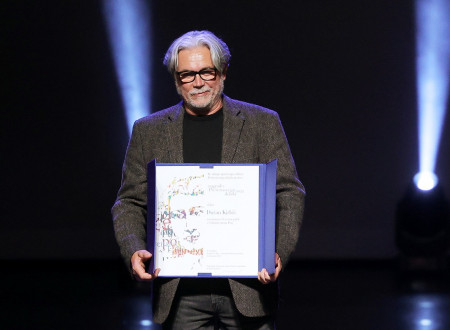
[176,68,217,83]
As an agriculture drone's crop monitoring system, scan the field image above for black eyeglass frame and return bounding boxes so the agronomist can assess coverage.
[175,68,218,83]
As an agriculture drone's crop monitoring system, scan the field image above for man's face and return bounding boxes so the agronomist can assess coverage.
[175,46,226,115]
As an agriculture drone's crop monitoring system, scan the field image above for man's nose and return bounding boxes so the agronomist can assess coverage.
[192,73,205,87]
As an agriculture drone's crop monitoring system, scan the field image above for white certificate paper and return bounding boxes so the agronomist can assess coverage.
[147,161,276,278]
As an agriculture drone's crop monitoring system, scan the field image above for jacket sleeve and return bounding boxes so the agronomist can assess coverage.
[259,112,305,266]
[112,121,148,273]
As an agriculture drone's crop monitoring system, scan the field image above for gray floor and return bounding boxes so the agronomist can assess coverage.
[2,259,449,329]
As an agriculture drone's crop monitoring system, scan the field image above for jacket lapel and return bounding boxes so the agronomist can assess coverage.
[165,103,184,163]
[221,96,245,163]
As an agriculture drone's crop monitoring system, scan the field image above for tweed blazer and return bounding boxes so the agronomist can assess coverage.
[112,95,305,324]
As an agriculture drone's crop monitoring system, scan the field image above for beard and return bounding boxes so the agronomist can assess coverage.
[176,78,225,115]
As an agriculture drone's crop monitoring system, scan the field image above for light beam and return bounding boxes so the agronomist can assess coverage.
[415,0,450,190]
[102,0,152,135]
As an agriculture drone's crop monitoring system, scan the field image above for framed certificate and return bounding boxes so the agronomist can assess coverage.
[147,160,277,277]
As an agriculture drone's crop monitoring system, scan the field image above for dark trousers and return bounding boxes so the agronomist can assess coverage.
[162,279,274,330]
[162,293,274,330]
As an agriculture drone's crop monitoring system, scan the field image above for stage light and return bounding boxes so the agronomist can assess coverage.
[396,182,449,263]
[409,296,445,330]
[396,0,450,270]
[414,172,438,191]
[414,0,449,190]
[139,319,152,326]
[419,319,432,327]
[102,0,152,135]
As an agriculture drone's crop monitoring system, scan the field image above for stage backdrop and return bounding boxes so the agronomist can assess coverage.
[1,0,449,260]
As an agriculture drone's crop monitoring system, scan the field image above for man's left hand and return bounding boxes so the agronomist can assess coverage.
[258,253,282,284]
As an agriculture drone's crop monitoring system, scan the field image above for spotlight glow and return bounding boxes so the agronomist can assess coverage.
[419,319,432,327]
[414,171,438,191]
[414,0,450,189]
[409,296,444,330]
[139,319,152,326]
[102,0,152,135]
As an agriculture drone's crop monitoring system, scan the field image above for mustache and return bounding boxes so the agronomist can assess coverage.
[190,87,211,96]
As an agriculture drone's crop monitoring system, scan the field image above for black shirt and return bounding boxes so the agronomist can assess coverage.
[183,108,223,163]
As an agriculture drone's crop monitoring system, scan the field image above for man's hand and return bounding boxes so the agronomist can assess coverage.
[131,250,160,281]
[258,253,282,284]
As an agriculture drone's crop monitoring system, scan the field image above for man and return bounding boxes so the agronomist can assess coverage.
[112,30,305,329]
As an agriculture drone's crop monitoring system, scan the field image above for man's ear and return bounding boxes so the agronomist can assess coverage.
[173,73,182,88]
[221,65,228,80]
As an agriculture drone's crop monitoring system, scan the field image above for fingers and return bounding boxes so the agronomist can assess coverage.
[257,268,271,284]
[133,268,160,281]
[275,253,282,274]
[258,254,283,284]
[137,250,152,261]
[132,265,159,281]
[133,269,153,281]
[131,250,159,282]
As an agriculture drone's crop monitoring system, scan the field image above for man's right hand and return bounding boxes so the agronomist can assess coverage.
[131,250,160,281]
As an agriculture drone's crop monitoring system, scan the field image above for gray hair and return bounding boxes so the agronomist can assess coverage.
[163,30,231,75]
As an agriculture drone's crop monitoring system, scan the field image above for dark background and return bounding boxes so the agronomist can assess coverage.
[1,0,449,261]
